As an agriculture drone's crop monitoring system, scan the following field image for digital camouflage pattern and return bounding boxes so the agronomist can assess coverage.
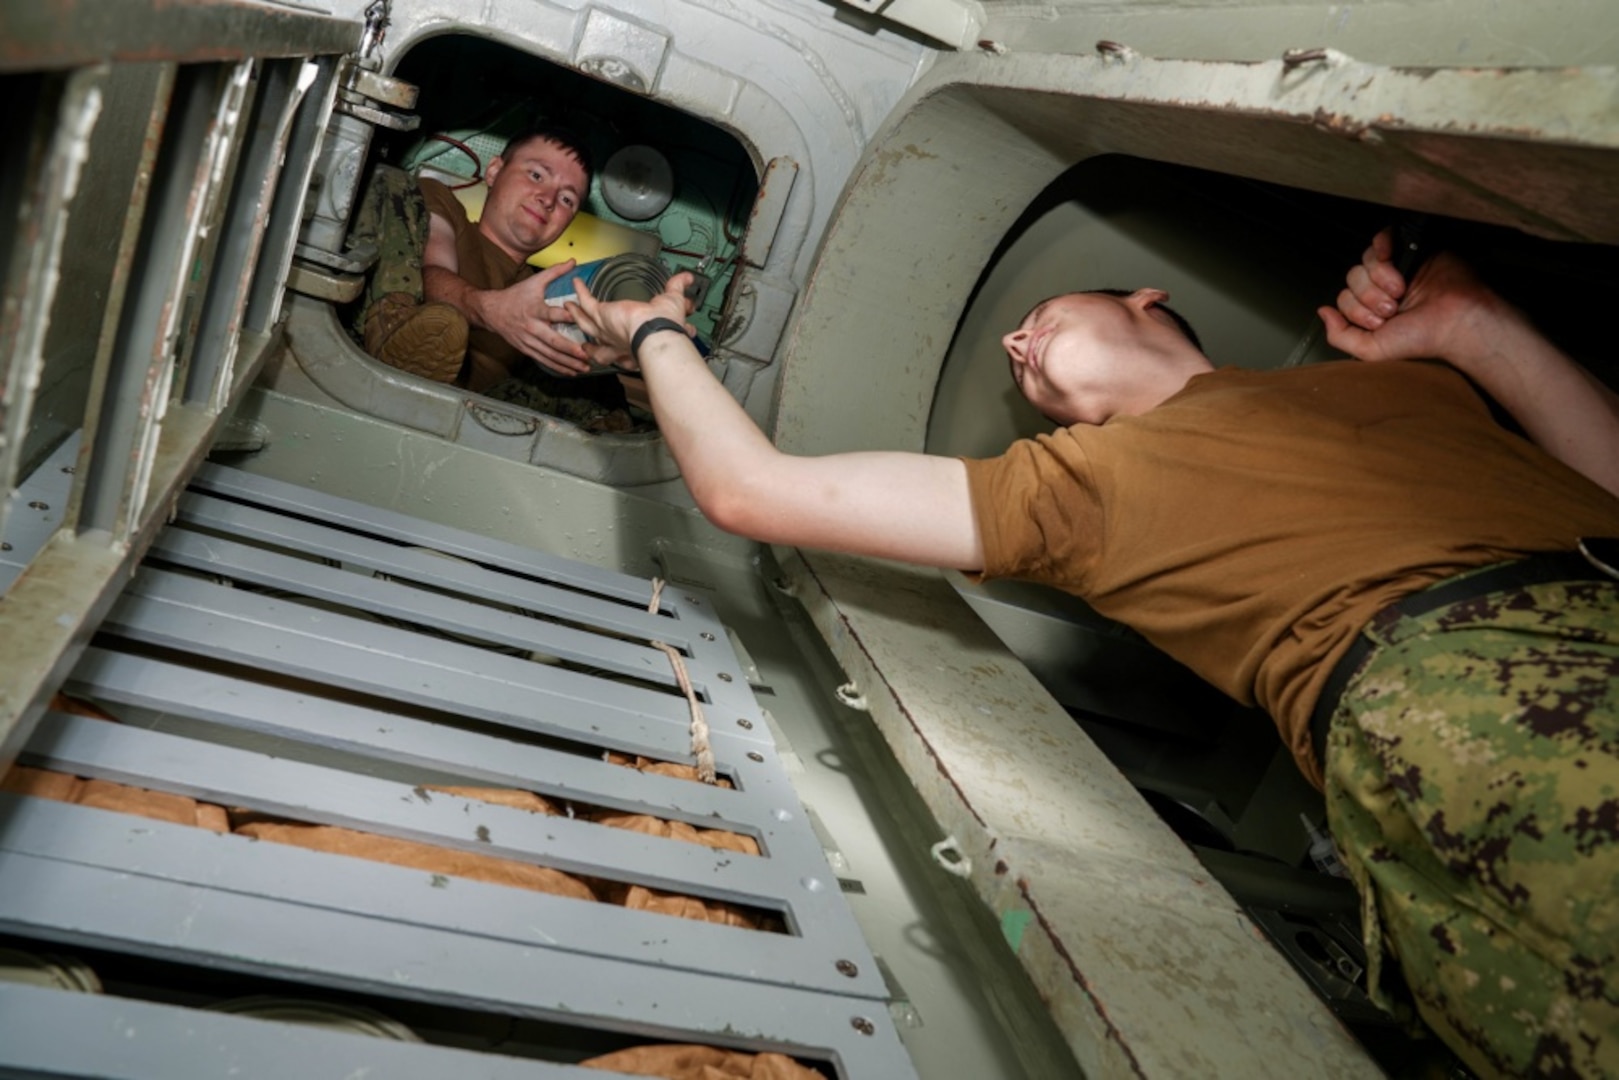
[1324,577,1619,1079]
[351,164,429,331]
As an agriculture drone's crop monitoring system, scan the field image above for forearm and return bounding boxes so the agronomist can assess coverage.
[1447,308,1619,498]
[634,331,984,567]
[423,265,494,331]
[636,331,766,483]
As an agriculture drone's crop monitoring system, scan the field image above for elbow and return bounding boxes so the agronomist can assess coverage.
[672,440,798,543]
[691,479,764,540]
[686,463,789,543]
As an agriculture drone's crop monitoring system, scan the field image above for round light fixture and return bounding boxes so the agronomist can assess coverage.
[600,144,675,221]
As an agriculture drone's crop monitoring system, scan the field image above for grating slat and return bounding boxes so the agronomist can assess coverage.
[0,983,619,1080]
[67,646,783,835]
[189,461,656,606]
[22,712,859,934]
[148,521,680,684]
[168,490,689,648]
[103,569,735,763]
[0,793,877,997]
[181,463,766,721]
[0,848,917,1077]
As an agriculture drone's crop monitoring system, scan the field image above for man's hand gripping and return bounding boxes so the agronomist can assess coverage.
[1321,227,1619,498]
[1317,226,1508,370]
[470,259,600,377]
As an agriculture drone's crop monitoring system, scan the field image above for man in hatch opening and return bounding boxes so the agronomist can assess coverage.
[355,122,642,429]
[568,228,1619,1079]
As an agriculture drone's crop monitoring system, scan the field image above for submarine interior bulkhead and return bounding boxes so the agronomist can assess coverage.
[1,1,1615,1077]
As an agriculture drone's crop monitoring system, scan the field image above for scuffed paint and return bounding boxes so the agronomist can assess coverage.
[1000,907,1032,951]
[781,548,1382,1077]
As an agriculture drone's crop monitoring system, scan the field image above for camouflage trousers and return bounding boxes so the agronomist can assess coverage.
[349,164,429,338]
[1323,575,1619,1079]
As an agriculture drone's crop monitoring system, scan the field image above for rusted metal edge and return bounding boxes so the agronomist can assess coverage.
[1012,874,1148,1078]
[0,0,360,74]
[956,47,1619,147]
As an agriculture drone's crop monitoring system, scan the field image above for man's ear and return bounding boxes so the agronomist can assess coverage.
[483,155,505,186]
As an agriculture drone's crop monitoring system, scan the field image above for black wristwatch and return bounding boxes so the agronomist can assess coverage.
[630,318,688,362]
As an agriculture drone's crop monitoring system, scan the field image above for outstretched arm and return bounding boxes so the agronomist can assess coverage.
[1319,228,1619,498]
[569,276,986,570]
[421,211,604,377]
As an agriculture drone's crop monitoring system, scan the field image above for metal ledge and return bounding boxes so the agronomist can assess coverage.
[775,548,1379,1078]
[275,294,683,487]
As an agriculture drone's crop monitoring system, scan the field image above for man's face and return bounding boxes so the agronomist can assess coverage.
[1002,288,1178,426]
[478,137,588,264]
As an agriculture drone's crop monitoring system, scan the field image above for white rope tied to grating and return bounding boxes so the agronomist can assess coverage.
[648,578,717,784]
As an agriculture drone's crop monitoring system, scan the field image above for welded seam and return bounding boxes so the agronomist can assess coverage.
[1016,875,1150,1079]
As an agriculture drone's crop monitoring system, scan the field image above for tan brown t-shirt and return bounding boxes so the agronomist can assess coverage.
[420,177,530,391]
[964,360,1619,787]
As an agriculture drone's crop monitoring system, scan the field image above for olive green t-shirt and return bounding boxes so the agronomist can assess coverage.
[963,360,1619,788]
[420,177,530,391]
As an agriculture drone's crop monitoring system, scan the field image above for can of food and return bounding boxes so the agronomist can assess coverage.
[543,253,672,345]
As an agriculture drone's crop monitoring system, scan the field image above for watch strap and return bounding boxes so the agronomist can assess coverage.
[630,317,689,361]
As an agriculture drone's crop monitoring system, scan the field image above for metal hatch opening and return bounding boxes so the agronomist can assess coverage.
[266,32,762,491]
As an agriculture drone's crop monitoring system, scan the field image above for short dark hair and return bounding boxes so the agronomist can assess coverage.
[500,121,594,194]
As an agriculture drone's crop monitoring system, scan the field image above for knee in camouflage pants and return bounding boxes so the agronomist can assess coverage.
[1324,577,1619,1078]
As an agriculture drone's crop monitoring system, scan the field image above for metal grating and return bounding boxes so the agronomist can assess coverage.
[0,463,919,1078]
